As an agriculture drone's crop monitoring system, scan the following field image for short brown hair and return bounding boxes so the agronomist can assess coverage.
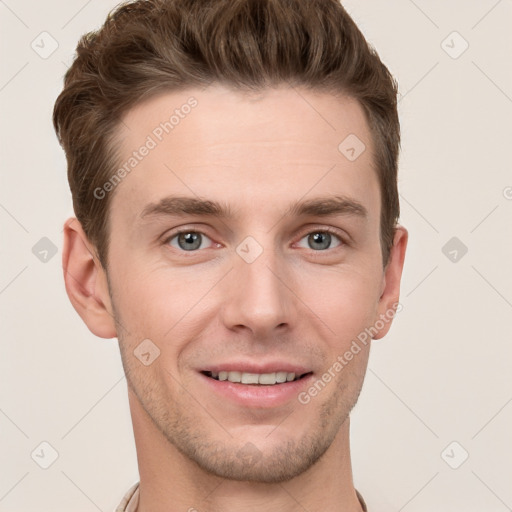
[53,0,400,269]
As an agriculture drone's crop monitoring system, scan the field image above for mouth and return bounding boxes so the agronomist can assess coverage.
[198,366,315,408]
[201,370,313,386]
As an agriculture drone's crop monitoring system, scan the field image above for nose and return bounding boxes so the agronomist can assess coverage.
[219,244,297,339]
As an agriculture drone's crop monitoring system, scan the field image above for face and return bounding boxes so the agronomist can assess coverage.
[100,84,405,483]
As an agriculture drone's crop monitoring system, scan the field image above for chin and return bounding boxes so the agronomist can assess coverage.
[168,427,335,484]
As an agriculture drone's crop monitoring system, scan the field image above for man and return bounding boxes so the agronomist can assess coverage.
[53,0,407,510]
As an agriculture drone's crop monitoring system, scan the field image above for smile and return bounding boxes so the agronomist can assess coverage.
[203,370,312,385]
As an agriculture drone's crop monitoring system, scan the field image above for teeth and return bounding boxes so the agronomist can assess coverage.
[241,373,260,384]
[210,371,300,385]
[276,371,287,383]
[227,370,241,382]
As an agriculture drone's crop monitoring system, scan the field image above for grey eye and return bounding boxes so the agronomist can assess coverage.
[297,232,342,251]
[169,232,211,251]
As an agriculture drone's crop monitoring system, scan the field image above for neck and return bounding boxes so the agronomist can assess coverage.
[128,387,363,512]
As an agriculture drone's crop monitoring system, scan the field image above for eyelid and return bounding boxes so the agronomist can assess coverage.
[162,226,218,249]
[161,224,350,252]
[294,225,349,247]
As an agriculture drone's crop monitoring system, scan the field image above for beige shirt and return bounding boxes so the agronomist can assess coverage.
[115,482,368,511]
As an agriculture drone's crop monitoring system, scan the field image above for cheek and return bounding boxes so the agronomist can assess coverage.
[109,262,218,356]
[299,265,381,337]
[109,258,178,318]
[109,241,383,351]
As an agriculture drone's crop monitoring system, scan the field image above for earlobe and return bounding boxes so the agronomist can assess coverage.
[372,225,408,340]
[62,217,117,339]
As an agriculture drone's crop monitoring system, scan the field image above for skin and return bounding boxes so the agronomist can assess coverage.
[63,84,407,512]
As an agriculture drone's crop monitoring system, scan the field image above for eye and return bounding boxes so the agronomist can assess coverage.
[296,230,343,251]
[166,231,214,251]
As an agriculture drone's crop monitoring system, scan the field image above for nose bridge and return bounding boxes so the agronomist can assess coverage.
[220,235,295,335]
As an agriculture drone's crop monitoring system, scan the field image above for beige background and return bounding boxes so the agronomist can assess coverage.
[1,0,511,510]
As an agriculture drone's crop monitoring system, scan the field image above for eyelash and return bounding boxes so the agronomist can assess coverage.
[162,226,348,252]
[295,226,347,251]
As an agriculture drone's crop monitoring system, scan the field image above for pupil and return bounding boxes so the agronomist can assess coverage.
[179,232,201,251]
[309,232,330,250]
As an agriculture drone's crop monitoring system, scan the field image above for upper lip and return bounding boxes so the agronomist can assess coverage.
[200,361,312,375]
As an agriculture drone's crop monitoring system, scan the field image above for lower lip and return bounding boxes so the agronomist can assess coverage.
[199,372,314,408]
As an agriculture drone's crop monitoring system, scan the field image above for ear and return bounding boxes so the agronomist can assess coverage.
[62,217,117,339]
[372,225,408,340]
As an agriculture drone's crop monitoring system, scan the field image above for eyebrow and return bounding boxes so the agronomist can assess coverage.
[286,195,367,219]
[139,195,368,221]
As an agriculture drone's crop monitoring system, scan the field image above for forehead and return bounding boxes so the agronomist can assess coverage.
[110,84,379,224]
